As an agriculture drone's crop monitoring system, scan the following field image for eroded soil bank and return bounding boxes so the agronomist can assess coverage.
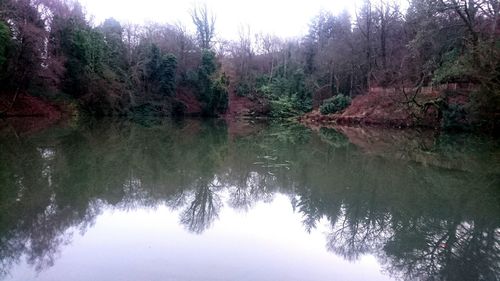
[299,87,472,129]
[0,94,75,134]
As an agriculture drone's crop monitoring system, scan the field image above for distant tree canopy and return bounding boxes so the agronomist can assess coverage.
[226,0,500,125]
[0,0,498,125]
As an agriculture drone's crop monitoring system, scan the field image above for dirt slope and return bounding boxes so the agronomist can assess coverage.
[300,88,452,128]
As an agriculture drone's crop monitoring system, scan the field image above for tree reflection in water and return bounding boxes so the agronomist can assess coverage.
[180,178,222,234]
[0,118,499,280]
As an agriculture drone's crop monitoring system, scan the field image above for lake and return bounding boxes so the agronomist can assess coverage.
[0,118,499,281]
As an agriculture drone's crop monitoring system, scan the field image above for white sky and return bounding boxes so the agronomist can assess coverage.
[79,0,361,39]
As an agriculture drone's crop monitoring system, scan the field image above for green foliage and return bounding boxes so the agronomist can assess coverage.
[159,54,177,96]
[0,0,498,128]
[129,102,168,116]
[73,29,106,74]
[211,74,229,113]
[432,50,473,84]
[236,81,252,97]
[195,50,228,116]
[0,21,9,69]
[54,15,132,115]
[268,97,302,118]
[256,68,312,117]
[197,50,217,114]
[200,49,217,74]
[320,95,351,115]
[289,69,311,111]
[146,44,162,84]
[441,104,468,130]
[146,45,177,96]
[60,19,106,96]
[99,18,126,70]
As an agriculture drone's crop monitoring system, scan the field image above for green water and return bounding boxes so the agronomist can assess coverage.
[0,118,499,281]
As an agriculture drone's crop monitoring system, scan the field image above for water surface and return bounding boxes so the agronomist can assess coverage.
[0,118,499,281]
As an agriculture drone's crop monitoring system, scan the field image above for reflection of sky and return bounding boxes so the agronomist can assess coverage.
[6,194,392,281]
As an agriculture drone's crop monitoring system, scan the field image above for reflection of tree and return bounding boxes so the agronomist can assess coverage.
[221,124,306,211]
[326,210,390,261]
[0,119,231,276]
[311,163,500,280]
[0,119,499,281]
[287,128,500,280]
[175,120,228,234]
[291,186,333,233]
[180,179,222,234]
[381,220,500,281]
[318,128,350,149]
[0,135,101,276]
[227,171,275,212]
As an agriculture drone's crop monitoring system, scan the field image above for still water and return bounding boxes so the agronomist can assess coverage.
[0,118,499,281]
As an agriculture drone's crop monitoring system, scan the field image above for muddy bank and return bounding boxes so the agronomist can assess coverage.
[0,94,73,118]
[0,94,75,135]
[299,87,471,129]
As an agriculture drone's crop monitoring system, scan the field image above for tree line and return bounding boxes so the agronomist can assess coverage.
[0,0,499,126]
[227,0,500,126]
[0,0,227,116]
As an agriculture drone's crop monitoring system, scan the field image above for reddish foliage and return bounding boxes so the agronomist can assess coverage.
[0,94,70,136]
[39,55,67,90]
[175,87,202,115]
[1,94,64,119]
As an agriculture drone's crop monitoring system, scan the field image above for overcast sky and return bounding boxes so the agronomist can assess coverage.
[78,0,362,39]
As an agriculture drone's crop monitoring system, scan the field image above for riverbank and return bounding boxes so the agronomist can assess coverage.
[298,87,474,130]
[0,93,77,135]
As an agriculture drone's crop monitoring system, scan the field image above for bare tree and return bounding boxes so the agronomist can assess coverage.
[257,33,282,82]
[356,0,374,89]
[190,3,216,49]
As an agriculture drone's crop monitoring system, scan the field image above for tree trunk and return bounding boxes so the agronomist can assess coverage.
[0,88,20,116]
[269,57,274,83]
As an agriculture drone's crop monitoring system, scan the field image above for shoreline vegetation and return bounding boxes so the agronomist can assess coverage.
[0,0,499,132]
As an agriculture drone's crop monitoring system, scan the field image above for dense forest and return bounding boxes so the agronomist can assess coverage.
[0,0,499,129]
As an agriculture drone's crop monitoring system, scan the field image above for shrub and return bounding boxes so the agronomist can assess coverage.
[211,74,229,113]
[320,94,351,115]
[236,81,252,97]
[441,104,468,130]
[269,97,302,118]
[171,100,187,116]
[255,69,312,117]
